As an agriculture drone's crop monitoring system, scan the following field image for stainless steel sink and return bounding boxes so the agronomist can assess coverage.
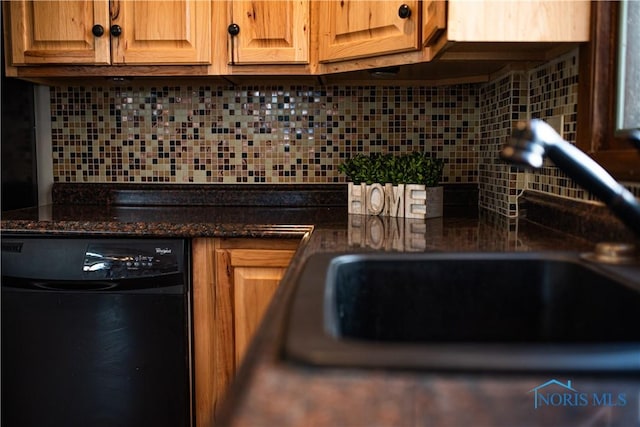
[285,252,640,373]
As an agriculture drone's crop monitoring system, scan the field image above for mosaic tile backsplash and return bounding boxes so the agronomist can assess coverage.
[525,51,640,204]
[477,48,640,217]
[48,47,640,216]
[477,71,528,217]
[51,85,478,184]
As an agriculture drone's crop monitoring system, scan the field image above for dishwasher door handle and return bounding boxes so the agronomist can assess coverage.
[31,281,120,291]
[2,278,122,292]
[2,273,185,294]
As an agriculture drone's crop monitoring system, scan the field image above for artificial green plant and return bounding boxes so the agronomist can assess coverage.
[338,152,444,186]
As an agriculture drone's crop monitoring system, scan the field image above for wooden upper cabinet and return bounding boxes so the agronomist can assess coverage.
[446,0,590,42]
[6,0,110,65]
[5,0,211,66]
[4,0,591,77]
[227,0,310,64]
[318,0,420,63]
[422,0,446,46]
[111,0,211,64]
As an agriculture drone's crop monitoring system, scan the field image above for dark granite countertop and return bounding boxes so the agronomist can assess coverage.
[2,183,639,426]
[0,204,340,238]
[1,184,353,238]
[216,214,639,427]
[1,183,479,239]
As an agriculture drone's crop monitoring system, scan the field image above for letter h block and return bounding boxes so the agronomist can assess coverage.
[348,183,366,214]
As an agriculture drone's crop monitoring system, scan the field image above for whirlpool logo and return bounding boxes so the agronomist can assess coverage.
[529,379,627,409]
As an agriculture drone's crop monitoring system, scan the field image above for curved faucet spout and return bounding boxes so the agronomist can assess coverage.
[501,119,640,237]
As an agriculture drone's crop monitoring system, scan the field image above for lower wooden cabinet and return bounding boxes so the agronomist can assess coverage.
[192,237,298,427]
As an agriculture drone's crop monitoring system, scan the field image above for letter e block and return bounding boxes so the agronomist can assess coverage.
[405,184,427,219]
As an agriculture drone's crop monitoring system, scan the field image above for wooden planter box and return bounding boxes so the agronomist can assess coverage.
[347,183,443,219]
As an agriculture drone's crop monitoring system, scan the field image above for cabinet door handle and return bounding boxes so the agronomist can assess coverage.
[110,25,123,37]
[398,4,412,18]
[91,24,105,37]
[227,24,240,65]
[228,23,240,36]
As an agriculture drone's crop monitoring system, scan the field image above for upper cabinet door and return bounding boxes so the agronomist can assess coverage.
[447,0,590,42]
[6,0,110,65]
[228,0,309,64]
[318,0,420,63]
[111,0,211,64]
[422,0,446,46]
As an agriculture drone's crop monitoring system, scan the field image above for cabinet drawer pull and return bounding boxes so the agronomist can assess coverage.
[91,24,105,37]
[398,4,411,18]
[110,25,123,37]
[228,23,240,36]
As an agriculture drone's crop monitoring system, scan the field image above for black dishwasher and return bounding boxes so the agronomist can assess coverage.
[1,237,192,427]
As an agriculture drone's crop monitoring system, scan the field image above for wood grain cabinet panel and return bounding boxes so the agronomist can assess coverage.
[112,0,211,64]
[227,0,310,64]
[192,238,298,427]
[446,0,590,42]
[4,0,210,66]
[318,0,420,63]
[3,1,591,81]
[422,0,447,46]
[230,249,294,365]
[6,0,110,65]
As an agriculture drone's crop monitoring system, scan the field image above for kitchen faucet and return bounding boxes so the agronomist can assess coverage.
[500,119,640,237]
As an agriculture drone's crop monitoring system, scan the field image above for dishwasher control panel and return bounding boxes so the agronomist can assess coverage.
[2,237,186,282]
[83,243,181,279]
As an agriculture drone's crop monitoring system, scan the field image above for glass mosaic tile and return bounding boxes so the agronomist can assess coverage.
[50,85,478,185]
[48,47,640,216]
